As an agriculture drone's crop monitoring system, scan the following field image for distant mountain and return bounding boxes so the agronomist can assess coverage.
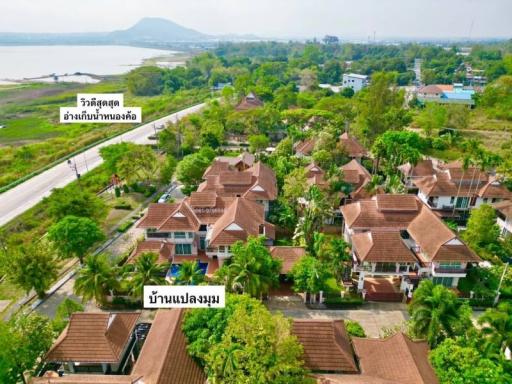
[0,17,215,46]
[109,17,209,43]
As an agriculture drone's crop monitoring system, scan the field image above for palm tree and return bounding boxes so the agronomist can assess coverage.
[176,261,204,285]
[409,280,471,347]
[365,174,384,196]
[328,238,352,282]
[294,186,330,253]
[127,252,168,299]
[74,254,119,306]
[478,302,512,358]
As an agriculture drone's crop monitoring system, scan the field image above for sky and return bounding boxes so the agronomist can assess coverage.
[0,0,511,39]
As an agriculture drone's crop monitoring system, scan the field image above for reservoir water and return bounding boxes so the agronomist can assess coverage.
[0,45,177,81]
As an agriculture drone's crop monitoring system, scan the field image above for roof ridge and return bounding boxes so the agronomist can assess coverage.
[397,333,430,384]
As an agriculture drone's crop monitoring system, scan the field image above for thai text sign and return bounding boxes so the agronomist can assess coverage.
[60,93,141,123]
[144,285,226,308]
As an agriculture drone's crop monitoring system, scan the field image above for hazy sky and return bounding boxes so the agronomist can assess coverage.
[1,0,510,39]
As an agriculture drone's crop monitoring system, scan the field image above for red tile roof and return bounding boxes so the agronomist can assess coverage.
[339,132,368,158]
[494,200,512,218]
[292,320,358,373]
[352,333,439,384]
[235,92,263,111]
[45,312,140,364]
[294,138,316,155]
[269,246,306,273]
[127,241,173,264]
[352,231,417,263]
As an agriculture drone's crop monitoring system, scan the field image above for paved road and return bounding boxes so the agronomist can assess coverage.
[0,103,205,227]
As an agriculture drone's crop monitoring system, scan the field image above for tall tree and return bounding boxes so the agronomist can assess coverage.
[125,252,168,299]
[74,254,118,305]
[117,144,158,185]
[217,236,281,298]
[176,260,205,285]
[372,130,425,175]
[48,215,105,264]
[409,280,472,347]
[45,185,106,222]
[289,255,330,299]
[463,204,501,251]
[0,242,58,299]
[478,302,512,358]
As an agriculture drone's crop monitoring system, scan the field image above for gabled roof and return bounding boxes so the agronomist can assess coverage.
[352,333,439,384]
[45,312,140,364]
[352,231,417,263]
[494,200,512,218]
[292,320,358,373]
[216,152,255,168]
[208,197,274,246]
[189,191,218,208]
[138,203,178,228]
[339,132,368,158]
[268,246,306,274]
[305,163,325,177]
[158,200,200,232]
[235,92,263,110]
[477,179,512,199]
[407,204,480,263]
[294,138,316,155]
[242,161,278,201]
[418,84,450,94]
[202,160,230,178]
[398,159,435,178]
[315,375,396,384]
[340,195,420,230]
[127,240,173,264]
[132,309,206,384]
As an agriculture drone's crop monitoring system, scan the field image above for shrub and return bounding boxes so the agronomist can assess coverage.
[113,201,132,210]
[117,220,134,233]
[114,187,121,198]
[122,184,130,194]
[345,320,366,337]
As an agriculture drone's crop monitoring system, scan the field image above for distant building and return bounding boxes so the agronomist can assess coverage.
[342,73,368,93]
[416,83,475,106]
[235,92,263,111]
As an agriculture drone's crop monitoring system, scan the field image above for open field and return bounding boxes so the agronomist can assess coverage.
[0,79,209,188]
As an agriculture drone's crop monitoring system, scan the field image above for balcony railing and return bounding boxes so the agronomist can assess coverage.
[434,267,467,274]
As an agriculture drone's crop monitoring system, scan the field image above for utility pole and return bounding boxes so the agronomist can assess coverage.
[494,262,509,306]
[67,158,81,188]
[83,152,89,172]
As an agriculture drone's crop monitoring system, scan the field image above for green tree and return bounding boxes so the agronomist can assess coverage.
[160,154,177,184]
[48,215,105,264]
[430,338,511,384]
[74,254,118,305]
[0,313,55,384]
[126,66,165,96]
[248,134,270,153]
[0,242,58,299]
[117,144,158,185]
[478,302,512,358]
[283,168,308,205]
[176,150,212,194]
[409,280,472,347]
[52,298,84,333]
[416,103,447,136]
[176,260,205,285]
[125,252,168,299]
[372,130,425,175]
[206,302,311,384]
[463,204,501,250]
[289,255,330,297]
[217,236,281,297]
[45,185,106,222]
[183,294,260,365]
[99,142,138,175]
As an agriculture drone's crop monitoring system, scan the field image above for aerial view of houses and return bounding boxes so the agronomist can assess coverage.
[0,1,512,384]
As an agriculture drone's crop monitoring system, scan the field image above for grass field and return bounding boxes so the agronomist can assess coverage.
[0,79,209,188]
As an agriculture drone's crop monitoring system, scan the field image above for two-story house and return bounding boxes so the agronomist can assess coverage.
[494,200,512,238]
[340,159,373,203]
[338,132,368,162]
[341,194,480,299]
[198,160,277,215]
[412,161,511,218]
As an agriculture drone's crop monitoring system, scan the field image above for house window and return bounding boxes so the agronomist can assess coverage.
[175,244,192,255]
[450,197,455,204]
[219,246,225,253]
[374,262,396,273]
[188,232,194,239]
[433,276,454,287]
[439,262,462,270]
[399,263,409,273]
[174,232,186,239]
[483,198,488,204]
[199,237,206,250]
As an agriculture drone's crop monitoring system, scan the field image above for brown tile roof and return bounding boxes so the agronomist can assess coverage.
[189,191,218,208]
[294,138,316,155]
[269,246,306,274]
[45,312,140,364]
[132,309,206,384]
[158,200,200,232]
[235,92,263,111]
[305,163,325,177]
[494,200,512,218]
[339,132,368,158]
[407,205,480,263]
[376,194,420,212]
[340,197,420,230]
[202,160,230,178]
[216,152,255,168]
[242,161,278,201]
[477,179,512,199]
[352,333,439,384]
[352,231,417,263]
[138,203,178,228]
[398,159,435,178]
[219,170,254,185]
[418,84,449,95]
[127,241,173,264]
[188,195,235,225]
[33,376,137,384]
[208,197,274,246]
[292,320,358,373]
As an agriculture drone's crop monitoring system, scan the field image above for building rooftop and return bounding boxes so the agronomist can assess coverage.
[352,333,439,384]
[268,246,306,274]
[45,312,140,364]
[339,133,368,158]
[352,231,417,264]
[292,320,358,373]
